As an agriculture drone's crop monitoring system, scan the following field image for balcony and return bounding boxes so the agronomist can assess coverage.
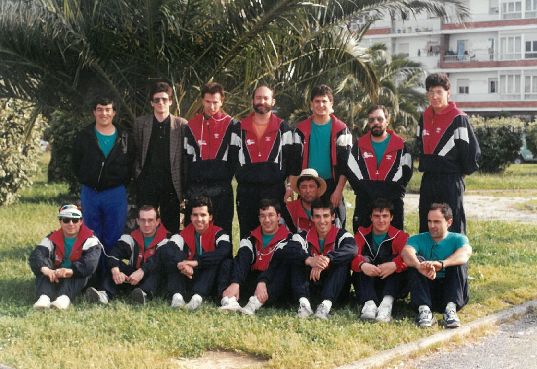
[438,49,537,68]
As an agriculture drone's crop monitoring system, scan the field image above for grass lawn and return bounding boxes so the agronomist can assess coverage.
[0,159,536,369]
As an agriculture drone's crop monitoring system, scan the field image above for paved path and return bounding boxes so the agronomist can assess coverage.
[393,313,537,369]
[404,194,537,223]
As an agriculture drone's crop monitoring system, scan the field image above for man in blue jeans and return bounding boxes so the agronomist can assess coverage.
[72,95,134,281]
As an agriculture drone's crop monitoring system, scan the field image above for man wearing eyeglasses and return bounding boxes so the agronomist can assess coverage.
[29,205,102,309]
[133,81,187,234]
[346,105,413,233]
[417,73,480,234]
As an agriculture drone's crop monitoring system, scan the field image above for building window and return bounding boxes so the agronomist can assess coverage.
[500,74,521,98]
[526,0,537,17]
[524,75,537,98]
[490,0,500,13]
[457,79,470,94]
[489,78,498,93]
[500,36,522,59]
[525,40,537,58]
[502,1,522,19]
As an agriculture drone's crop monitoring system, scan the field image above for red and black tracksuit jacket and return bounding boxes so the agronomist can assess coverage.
[107,224,170,274]
[184,112,239,185]
[350,225,408,272]
[230,224,292,285]
[284,199,313,233]
[295,114,352,181]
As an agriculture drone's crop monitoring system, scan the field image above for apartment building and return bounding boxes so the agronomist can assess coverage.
[356,0,537,117]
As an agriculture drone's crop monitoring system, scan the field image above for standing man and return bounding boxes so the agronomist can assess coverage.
[402,203,472,328]
[220,199,293,314]
[160,196,231,310]
[285,198,357,319]
[295,84,353,228]
[346,105,412,232]
[184,82,238,237]
[85,205,169,305]
[133,81,186,234]
[72,95,134,259]
[231,85,300,238]
[29,205,101,309]
[417,73,480,234]
[351,198,409,322]
[284,168,327,233]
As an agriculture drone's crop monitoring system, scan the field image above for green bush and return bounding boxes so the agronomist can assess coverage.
[0,99,46,205]
[526,123,537,154]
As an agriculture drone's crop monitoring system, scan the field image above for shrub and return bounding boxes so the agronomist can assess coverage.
[0,99,46,205]
[525,123,537,154]
[472,116,522,173]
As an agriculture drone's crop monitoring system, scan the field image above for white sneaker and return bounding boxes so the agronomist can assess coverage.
[171,293,186,308]
[85,287,108,304]
[297,297,313,318]
[376,302,393,323]
[220,296,242,312]
[240,296,262,315]
[360,300,377,320]
[314,300,332,320]
[185,294,203,310]
[33,295,51,309]
[51,295,71,310]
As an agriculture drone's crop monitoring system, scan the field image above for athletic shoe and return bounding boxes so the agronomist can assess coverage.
[33,295,51,309]
[84,287,108,304]
[360,300,377,320]
[170,293,185,308]
[444,305,461,328]
[220,296,242,312]
[297,297,313,318]
[185,294,203,310]
[417,306,436,327]
[130,288,147,305]
[51,295,71,310]
[376,302,393,323]
[314,300,332,320]
[240,296,263,315]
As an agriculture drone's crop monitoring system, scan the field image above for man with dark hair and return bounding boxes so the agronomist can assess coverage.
[85,205,169,305]
[295,84,352,228]
[346,104,412,232]
[133,81,186,234]
[72,95,134,270]
[402,203,472,328]
[29,205,102,309]
[285,198,357,319]
[231,85,301,238]
[220,198,293,314]
[184,82,239,237]
[418,73,480,234]
[283,168,327,233]
[160,196,231,310]
[351,198,409,322]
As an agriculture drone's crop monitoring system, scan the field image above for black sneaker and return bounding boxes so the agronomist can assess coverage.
[130,288,147,305]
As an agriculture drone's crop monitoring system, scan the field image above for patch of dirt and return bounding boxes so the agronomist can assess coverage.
[404,194,537,223]
[174,351,266,369]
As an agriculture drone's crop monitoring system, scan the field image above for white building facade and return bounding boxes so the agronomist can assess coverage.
[358,0,537,117]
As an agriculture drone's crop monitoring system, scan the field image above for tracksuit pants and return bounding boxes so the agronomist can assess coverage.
[136,176,180,234]
[353,196,404,233]
[419,173,466,234]
[236,182,285,238]
[409,263,469,312]
[102,263,159,300]
[35,275,89,301]
[352,271,403,305]
[291,262,350,304]
[323,178,347,230]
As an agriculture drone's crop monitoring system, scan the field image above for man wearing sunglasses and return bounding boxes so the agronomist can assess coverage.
[133,81,187,234]
[345,105,413,233]
[29,205,102,309]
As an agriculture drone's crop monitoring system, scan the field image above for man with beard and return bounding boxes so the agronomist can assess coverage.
[231,85,301,238]
[295,85,352,228]
[183,82,239,238]
[346,105,412,232]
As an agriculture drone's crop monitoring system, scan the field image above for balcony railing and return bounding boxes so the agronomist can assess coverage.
[441,51,537,63]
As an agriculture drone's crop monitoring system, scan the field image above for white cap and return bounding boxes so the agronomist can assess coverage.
[58,204,82,219]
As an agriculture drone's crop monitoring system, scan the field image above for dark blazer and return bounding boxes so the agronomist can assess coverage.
[133,114,186,199]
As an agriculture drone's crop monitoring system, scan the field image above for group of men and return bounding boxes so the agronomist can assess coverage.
[30,72,480,328]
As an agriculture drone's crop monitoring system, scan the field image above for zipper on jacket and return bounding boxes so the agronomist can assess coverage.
[97,161,105,187]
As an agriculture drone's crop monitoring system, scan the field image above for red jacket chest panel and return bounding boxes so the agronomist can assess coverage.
[180,223,222,259]
[306,226,338,256]
[131,224,168,269]
[188,113,232,160]
[422,102,465,154]
[250,225,290,271]
[357,130,404,180]
[241,113,282,163]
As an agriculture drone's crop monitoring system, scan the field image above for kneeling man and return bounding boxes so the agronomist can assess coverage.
[402,203,472,328]
[161,196,231,310]
[351,198,408,322]
[29,204,101,309]
[220,199,293,314]
[86,205,169,304]
[287,198,357,319]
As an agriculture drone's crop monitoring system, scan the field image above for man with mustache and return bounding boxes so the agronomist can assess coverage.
[231,85,301,238]
[345,105,413,232]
